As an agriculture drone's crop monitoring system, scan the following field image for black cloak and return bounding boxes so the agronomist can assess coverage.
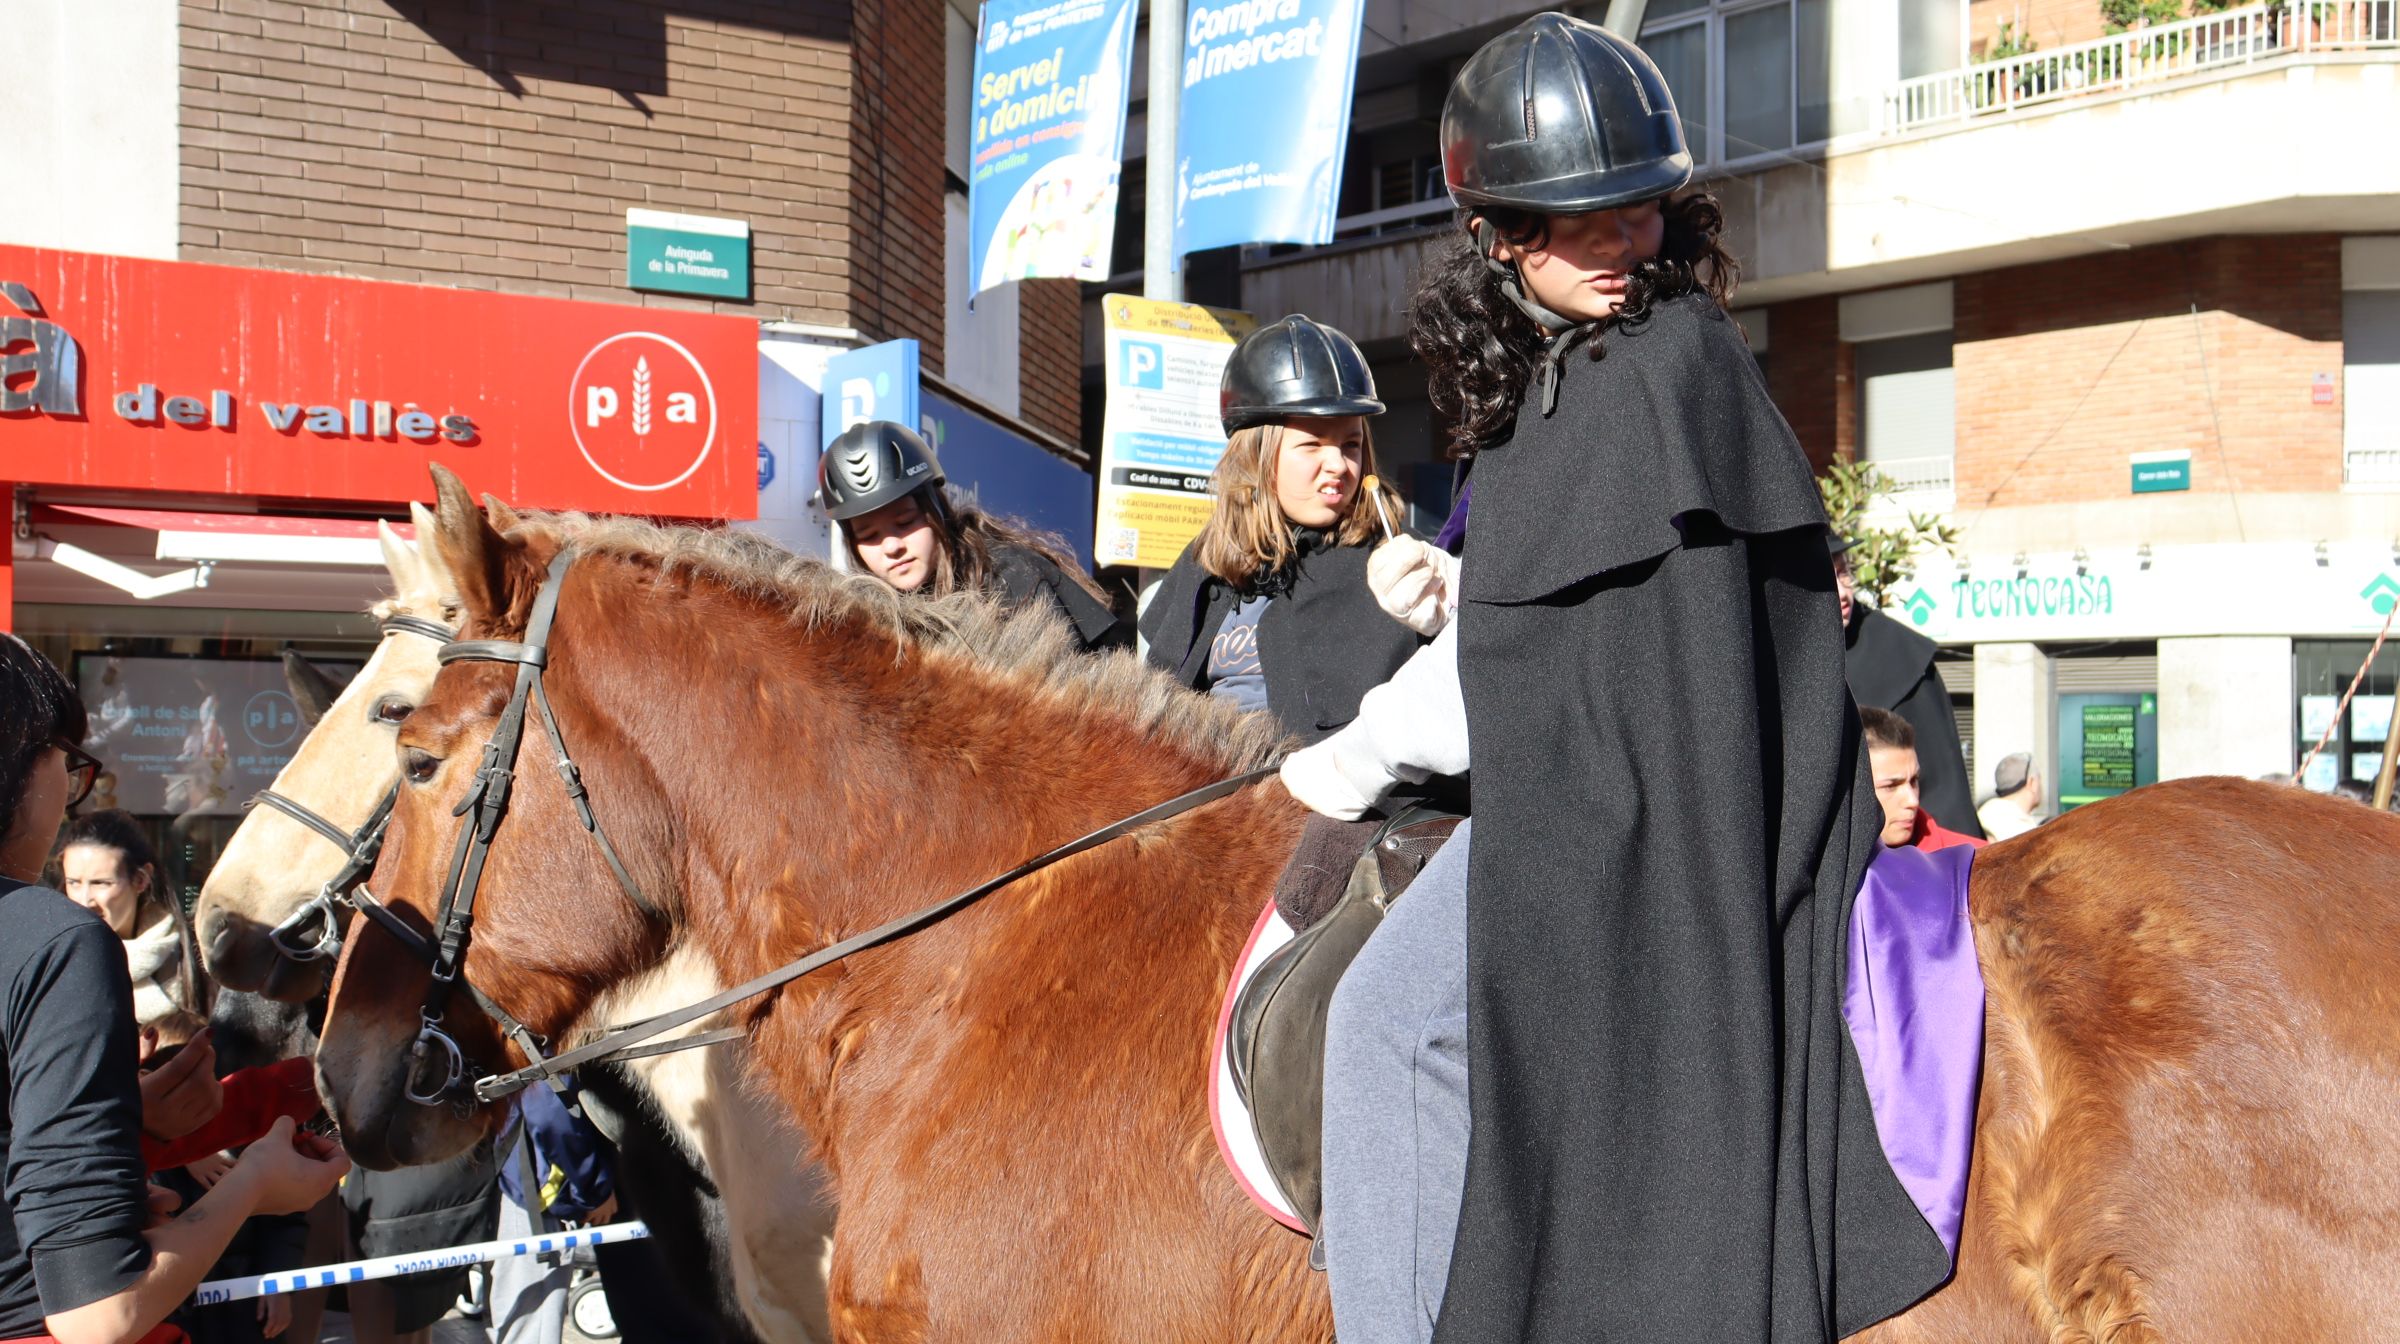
[1437,295,1950,1342]
[1139,534,1423,746]
[1845,605,1980,837]
[990,542,1130,653]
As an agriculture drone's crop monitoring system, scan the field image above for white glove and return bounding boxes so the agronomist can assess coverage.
[1279,738,1387,821]
[1367,535,1459,637]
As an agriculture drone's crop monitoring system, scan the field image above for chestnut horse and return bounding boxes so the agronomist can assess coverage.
[318,495,2400,1342]
[193,506,835,1343]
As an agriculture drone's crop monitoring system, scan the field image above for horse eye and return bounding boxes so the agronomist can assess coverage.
[373,696,414,726]
[403,748,441,785]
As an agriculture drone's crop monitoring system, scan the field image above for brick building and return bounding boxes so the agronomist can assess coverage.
[9,0,1091,506]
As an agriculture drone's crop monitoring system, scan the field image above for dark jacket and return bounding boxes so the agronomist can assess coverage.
[1139,533,1422,746]
[990,543,1130,653]
[0,880,151,1338]
[1440,294,1948,1344]
[1846,604,1981,838]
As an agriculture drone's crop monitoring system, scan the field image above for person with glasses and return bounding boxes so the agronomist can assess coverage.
[2,633,349,1344]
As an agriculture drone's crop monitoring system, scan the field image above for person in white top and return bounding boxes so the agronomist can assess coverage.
[1977,751,2046,840]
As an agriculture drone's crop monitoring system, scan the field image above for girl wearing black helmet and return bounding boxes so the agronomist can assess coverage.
[1295,14,1952,1344]
[818,420,1131,652]
[1138,315,1425,749]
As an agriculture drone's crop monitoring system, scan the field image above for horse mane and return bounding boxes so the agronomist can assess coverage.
[504,511,1288,775]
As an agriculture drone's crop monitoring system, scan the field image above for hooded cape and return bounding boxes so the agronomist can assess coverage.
[1437,295,1950,1342]
[1846,605,1980,837]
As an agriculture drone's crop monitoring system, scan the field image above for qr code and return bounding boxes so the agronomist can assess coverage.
[1105,528,1140,564]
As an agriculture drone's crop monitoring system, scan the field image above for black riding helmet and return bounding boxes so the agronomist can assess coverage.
[1441,13,1693,217]
[1219,314,1385,436]
[1441,14,1696,409]
[817,420,944,523]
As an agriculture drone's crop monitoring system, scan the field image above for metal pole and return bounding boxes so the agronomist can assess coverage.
[1143,0,1183,302]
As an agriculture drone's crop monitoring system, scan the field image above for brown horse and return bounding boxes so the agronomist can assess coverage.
[317,490,2400,1342]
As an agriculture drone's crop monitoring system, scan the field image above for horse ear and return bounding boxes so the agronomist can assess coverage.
[376,518,421,595]
[282,648,341,729]
[429,463,508,625]
[481,493,523,535]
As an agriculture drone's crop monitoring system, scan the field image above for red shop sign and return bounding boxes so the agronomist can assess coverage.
[0,246,757,519]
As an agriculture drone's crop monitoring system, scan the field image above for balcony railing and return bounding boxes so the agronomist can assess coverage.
[2345,446,2400,488]
[1881,0,2398,135]
[1867,453,1959,501]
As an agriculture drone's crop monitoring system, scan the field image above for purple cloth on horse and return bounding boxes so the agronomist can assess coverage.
[1841,842,1984,1261]
[1434,480,1470,554]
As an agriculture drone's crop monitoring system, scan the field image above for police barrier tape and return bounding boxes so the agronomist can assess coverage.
[191,1221,651,1304]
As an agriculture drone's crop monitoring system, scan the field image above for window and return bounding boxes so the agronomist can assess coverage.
[2345,289,2400,489]
[1640,0,1817,164]
[1855,331,1956,501]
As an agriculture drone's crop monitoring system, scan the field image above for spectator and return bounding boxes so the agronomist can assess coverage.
[492,1080,616,1344]
[1978,751,2048,840]
[51,812,211,1048]
[1860,707,1984,852]
[2,632,348,1344]
[1836,536,1983,838]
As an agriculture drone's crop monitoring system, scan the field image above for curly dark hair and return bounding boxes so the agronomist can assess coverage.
[1410,192,1740,458]
[1,634,87,840]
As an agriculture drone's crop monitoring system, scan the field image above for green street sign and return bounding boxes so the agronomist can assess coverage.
[2130,450,2191,494]
[627,209,750,301]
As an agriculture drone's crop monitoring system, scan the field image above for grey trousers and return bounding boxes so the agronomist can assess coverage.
[1320,817,1472,1344]
[491,1196,570,1344]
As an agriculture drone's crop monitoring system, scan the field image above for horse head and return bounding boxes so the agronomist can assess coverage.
[195,496,459,1001]
[319,473,681,1168]
[318,464,1294,1176]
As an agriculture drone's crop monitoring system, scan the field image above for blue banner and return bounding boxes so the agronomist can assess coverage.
[1172,0,1365,255]
[968,0,1140,294]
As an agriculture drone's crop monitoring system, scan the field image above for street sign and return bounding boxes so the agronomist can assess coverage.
[1095,294,1256,568]
[627,209,751,301]
[2130,449,2191,494]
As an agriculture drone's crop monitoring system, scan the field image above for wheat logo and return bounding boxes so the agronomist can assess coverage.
[568,333,719,492]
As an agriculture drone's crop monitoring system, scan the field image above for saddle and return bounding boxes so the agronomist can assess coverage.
[1222,806,1461,1242]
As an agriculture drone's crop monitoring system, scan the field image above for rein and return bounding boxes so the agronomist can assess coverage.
[366,546,1277,1110]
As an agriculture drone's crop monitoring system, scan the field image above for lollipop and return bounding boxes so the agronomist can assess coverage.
[1361,474,1399,539]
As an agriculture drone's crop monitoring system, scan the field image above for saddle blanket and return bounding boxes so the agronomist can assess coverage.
[1208,843,1986,1257]
[1210,902,1309,1233]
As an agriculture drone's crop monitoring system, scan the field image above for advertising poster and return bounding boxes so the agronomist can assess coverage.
[75,656,357,818]
[2351,693,2394,743]
[1173,0,1366,254]
[1096,295,1256,569]
[968,0,1140,293]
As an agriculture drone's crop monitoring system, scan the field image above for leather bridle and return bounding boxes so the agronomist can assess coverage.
[251,612,458,966]
[345,546,1276,1111]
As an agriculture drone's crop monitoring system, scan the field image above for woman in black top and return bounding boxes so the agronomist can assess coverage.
[1139,315,1423,747]
[818,420,1131,653]
[0,634,346,1344]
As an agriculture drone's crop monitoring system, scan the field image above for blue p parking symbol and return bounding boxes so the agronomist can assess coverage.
[1121,342,1164,390]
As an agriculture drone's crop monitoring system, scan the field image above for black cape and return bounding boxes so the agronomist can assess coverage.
[1439,295,1949,1343]
[991,542,1130,653]
[1846,606,1980,837]
[1139,534,1423,746]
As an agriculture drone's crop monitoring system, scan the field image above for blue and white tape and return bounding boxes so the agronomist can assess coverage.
[193,1220,651,1304]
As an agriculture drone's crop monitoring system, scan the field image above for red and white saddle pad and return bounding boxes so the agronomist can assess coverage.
[1208,900,1309,1234]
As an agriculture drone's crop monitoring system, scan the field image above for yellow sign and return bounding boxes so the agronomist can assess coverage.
[1096,294,1257,569]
